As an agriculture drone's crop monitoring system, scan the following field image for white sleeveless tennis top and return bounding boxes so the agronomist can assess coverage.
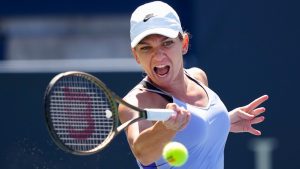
[137,72,230,169]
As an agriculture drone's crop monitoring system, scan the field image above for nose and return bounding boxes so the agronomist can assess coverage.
[153,47,165,61]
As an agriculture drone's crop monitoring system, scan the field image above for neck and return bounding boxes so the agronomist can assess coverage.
[147,70,189,98]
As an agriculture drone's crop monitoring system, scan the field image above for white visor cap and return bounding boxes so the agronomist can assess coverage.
[130,1,183,48]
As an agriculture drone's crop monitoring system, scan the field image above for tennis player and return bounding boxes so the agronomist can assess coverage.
[118,1,269,169]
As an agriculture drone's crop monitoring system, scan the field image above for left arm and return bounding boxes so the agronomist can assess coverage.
[229,95,269,135]
[187,68,269,135]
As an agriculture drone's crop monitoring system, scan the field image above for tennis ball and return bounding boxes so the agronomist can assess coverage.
[162,142,188,167]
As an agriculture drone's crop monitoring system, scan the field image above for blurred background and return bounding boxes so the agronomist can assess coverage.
[0,0,299,168]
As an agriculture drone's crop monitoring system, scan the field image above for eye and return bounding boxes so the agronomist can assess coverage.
[162,40,174,47]
[137,45,152,54]
[140,46,151,52]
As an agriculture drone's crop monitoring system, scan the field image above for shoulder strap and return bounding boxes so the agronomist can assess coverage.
[184,70,202,86]
[140,80,173,103]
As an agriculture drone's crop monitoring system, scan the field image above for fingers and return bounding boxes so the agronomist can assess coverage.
[166,103,181,113]
[246,95,269,111]
[231,108,266,135]
[164,103,191,131]
[249,127,262,136]
[251,116,265,125]
[244,116,265,135]
[237,109,255,120]
[251,107,266,116]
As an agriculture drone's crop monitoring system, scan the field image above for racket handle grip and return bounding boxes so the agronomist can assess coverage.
[145,109,175,121]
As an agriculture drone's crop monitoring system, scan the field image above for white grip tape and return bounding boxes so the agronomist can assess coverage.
[145,109,175,121]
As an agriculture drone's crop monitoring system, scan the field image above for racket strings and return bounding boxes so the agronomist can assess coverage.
[49,75,114,152]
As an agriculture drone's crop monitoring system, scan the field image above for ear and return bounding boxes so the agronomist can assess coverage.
[132,48,140,64]
[182,33,189,55]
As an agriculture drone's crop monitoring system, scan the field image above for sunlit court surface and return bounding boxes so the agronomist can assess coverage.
[0,0,299,169]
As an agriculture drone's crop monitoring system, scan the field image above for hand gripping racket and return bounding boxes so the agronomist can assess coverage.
[44,71,174,155]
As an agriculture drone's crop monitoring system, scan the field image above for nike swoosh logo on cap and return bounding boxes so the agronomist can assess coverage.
[143,13,155,22]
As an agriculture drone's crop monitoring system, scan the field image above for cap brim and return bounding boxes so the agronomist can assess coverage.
[131,28,179,48]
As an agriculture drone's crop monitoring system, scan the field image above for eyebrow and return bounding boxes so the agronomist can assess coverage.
[138,36,171,46]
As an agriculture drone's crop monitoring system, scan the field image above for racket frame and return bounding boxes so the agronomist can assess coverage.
[44,71,149,155]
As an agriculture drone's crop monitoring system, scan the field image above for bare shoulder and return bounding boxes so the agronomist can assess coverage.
[121,84,167,110]
[186,67,208,86]
[118,83,168,128]
[118,85,146,124]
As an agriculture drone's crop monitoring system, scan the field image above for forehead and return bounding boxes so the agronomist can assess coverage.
[139,34,172,45]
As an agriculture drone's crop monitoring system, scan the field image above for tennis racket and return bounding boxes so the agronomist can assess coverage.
[44,71,174,155]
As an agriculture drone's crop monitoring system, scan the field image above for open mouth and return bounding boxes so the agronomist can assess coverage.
[154,65,170,77]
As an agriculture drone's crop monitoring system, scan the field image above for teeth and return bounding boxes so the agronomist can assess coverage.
[156,65,167,68]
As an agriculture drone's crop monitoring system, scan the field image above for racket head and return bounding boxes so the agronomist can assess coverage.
[44,71,119,155]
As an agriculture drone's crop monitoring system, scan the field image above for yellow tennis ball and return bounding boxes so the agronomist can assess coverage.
[162,142,188,167]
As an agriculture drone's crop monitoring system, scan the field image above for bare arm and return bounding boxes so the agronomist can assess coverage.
[186,68,269,135]
[118,90,190,165]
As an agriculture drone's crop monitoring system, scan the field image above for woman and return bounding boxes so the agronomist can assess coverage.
[119,1,269,168]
